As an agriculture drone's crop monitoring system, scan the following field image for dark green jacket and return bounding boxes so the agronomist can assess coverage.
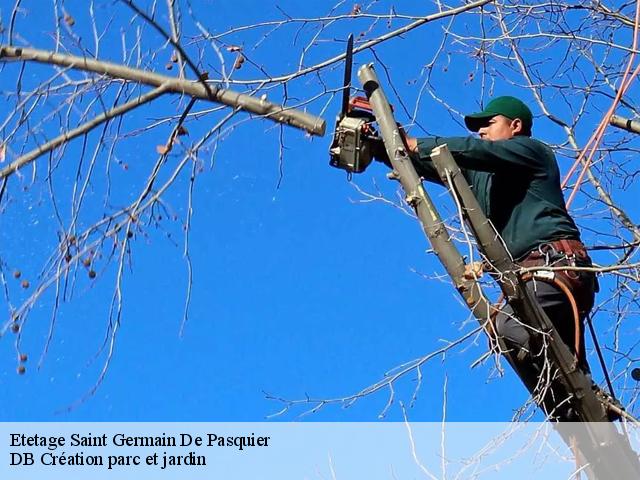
[415,135,580,259]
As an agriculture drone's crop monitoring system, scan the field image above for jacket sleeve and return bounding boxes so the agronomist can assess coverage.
[404,146,442,184]
[416,136,547,174]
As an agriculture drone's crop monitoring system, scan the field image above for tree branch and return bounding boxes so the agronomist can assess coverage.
[0,45,326,136]
[0,84,169,180]
[209,0,494,85]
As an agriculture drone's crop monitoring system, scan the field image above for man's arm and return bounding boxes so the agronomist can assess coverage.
[374,132,547,180]
[372,135,443,184]
[413,135,547,174]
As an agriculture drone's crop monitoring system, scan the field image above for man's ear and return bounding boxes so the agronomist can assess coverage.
[511,118,524,135]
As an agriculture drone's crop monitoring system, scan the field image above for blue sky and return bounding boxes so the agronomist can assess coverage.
[0,0,638,422]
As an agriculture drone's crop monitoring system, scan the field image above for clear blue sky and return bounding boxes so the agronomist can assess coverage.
[0,0,636,422]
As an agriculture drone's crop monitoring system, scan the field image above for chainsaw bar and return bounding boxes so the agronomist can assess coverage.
[328,34,375,174]
[340,34,354,118]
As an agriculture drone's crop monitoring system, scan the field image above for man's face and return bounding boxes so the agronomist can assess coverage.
[477,115,522,141]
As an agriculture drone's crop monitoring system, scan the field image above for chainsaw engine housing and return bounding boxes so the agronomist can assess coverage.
[329,114,374,174]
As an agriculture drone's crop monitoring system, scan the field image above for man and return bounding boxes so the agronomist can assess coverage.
[376,96,598,419]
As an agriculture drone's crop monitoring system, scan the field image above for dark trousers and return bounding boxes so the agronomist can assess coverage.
[493,251,597,419]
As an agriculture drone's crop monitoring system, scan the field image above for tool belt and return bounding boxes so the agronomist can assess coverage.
[519,239,589,263]
[517,239,597,317]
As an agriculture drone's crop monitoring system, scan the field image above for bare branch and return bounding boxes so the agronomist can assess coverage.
[0,45,326,135]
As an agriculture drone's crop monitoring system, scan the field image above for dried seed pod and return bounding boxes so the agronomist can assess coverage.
[88,270,97,279]
[17,365,26,375]
[19,353,28,363]
[233,54,245,70]
[64,13,75,27]
[82,257,92,267]
[21,280,29,289]
[156,144,170,155]
[11,323,20,334]
[13,270,21,279]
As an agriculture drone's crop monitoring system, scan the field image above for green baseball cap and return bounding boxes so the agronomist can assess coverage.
[464,96,533,133]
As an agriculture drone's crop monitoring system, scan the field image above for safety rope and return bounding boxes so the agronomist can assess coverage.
[562,1,640,208]
[585,313,617,400]
[489,268,626,420]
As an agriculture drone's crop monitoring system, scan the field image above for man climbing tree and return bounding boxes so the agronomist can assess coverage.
[373,96,599,420]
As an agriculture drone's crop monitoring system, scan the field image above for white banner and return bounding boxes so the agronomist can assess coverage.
[1,422,638,479]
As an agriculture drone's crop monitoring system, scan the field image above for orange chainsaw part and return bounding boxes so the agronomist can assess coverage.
[349,96,394,113]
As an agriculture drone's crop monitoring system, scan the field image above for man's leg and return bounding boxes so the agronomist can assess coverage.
[494,278,583,419]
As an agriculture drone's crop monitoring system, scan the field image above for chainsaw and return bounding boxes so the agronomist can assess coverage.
[329,34,383,175]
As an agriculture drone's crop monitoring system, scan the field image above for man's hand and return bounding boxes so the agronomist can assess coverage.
[370,137,390,166]
[463,261,485,280]
[397,125,418,154]
[370,127,418,167]
[404,134,418,154]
